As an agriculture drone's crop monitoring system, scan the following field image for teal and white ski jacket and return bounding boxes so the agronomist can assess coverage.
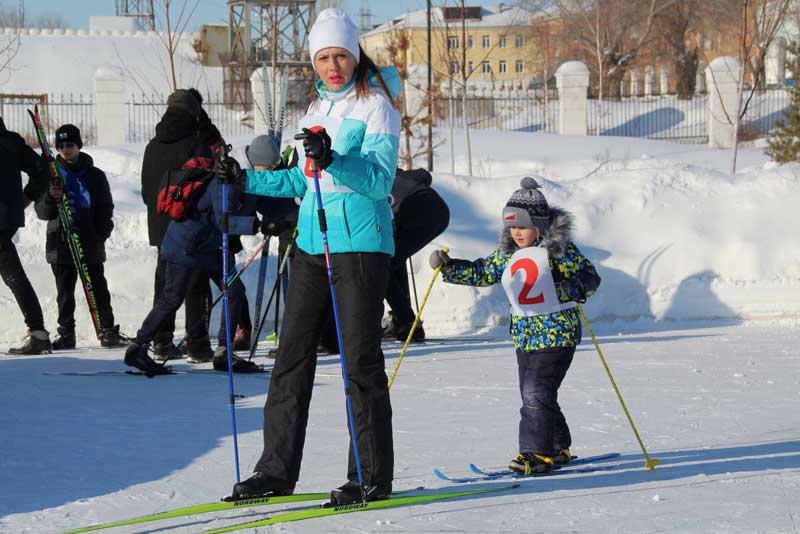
[245,67,402,256]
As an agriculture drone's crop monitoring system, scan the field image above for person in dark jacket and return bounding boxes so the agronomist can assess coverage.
[0,116,52,354]
[34,124,128,349]
[382,168,450,342]
[140,89,214,361]
[125,160,260,375]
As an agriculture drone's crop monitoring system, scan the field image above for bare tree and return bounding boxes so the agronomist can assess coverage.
[525,7,559,130]
[546,0,677,133]
[153,0,199,92]
[703,0,791,173]
[657,0,702,98]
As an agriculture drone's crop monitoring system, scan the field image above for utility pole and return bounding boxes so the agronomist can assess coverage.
[427,0,433,171]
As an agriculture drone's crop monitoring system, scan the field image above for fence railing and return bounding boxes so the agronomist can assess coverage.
[0,93,97,146]
[436,93,560,134]
[587,93,710,143]
[739,88,791,140]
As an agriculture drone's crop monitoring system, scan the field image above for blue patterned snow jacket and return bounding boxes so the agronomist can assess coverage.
[245,66,402,256]
[441,208,601,351]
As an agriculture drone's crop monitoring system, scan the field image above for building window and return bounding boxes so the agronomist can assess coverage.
[450,62,460,75]
[448,35,459,49]
[468,61,474,74]
[499,35,507,48]
[515,33,524,47]
[467,35,473,48]
[482,60,491,74]
[499,60,507,74]
[482,35,490,48]
[515,59,524,74]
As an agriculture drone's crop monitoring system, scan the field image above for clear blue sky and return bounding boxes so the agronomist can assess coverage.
[25,1,427,30]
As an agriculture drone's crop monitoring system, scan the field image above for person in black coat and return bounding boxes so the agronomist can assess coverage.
[125,160,260,376]
[34,124,128,349]
[382,168,450,342]
[140,89,214,361]
[0,116,52,354]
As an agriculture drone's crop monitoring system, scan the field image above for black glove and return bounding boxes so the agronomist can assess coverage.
[560,278,587,303]
[261,218,294,237]
[429,249,451,270]
[294,127,333,170]
[217,156,244,186]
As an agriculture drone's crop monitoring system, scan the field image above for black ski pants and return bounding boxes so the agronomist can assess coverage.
[152,250,212,345]
[51,262,114,335]
[0,234,45,332]
[387,190,449,325]
[517,346,575,456]
[138,260,245,348]
[254,249,393,485]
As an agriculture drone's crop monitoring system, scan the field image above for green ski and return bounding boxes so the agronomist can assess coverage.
[203,484,519,533]
[63,492,329,533]
[64,487,424,533]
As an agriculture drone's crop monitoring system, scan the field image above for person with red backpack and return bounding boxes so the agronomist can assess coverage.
[124,156,261,376]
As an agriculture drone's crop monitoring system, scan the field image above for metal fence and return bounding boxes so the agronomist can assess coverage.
[587,94,710,143]
[436,93,560,134]
[0,93,97,146]
[125,93,306,144]
[739,88,792,139]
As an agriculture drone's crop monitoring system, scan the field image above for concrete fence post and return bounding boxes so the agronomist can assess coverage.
[645,65,655,96]
[706,56,741,149]
[765,37,786,88]
[555,61,589,135]
[93,67,126,145]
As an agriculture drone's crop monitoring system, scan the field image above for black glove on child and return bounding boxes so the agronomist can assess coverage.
[429,249,451,270]
[560,278,587,303]
[217,156,245,187]
[261,218,295,237]
[294,127,333,170]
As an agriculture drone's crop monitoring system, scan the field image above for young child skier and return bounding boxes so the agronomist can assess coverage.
[430,176,601,474]
[34,124,129,349]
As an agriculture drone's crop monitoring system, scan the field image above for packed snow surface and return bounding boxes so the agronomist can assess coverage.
[2,129,800,533]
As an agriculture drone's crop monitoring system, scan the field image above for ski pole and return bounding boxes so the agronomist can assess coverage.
[215,142,242,483]
[576,303,659,470]
[408,257,420,314]
[248,227,297,361]
[388,247,448,389]
[250,235,271,354]
[295,128,367,501]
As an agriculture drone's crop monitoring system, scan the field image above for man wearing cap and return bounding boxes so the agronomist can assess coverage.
[34,124,128,349]
[140,89,215,362]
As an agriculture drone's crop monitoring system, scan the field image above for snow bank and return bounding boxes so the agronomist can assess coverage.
[2,129,799,345]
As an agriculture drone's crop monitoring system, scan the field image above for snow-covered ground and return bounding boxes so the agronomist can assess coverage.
[2,130,800,532]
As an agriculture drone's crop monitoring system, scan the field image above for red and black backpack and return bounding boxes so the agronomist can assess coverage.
[156,157,216,222]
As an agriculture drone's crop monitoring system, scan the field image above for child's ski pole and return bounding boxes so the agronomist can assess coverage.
[388,247,449,389]
[576,303,659,470]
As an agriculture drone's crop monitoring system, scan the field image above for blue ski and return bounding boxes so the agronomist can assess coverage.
[435,452,620,483]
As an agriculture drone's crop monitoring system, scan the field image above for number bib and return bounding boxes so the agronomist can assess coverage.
[501,248,576,317]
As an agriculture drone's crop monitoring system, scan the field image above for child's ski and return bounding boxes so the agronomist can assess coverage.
[202,484,518,533]
[434,452,621,484]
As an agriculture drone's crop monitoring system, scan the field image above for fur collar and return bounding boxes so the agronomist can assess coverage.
[498,206,573,258]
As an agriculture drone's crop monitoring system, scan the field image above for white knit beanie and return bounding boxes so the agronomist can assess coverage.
[309,8,360,68]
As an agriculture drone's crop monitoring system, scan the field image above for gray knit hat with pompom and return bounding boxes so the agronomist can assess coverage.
[502,176,550,234]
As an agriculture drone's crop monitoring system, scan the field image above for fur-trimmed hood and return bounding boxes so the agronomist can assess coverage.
[499,206,574,258]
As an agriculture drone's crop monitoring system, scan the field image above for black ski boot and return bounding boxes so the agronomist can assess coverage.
[152,340,183,360]
[229,472,295,500]
[7,330,52,355]
[186,336,213,363]
[508,453,555,475]
[552,448,573,465]
[329,481,392,506]
[213,347,262,373]
[100,325,131,348]
[394,321,425,343]
[124,343,170,378]
[52,331,76,351]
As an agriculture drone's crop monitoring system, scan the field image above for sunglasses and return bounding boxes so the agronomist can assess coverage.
[57,142,77,150]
